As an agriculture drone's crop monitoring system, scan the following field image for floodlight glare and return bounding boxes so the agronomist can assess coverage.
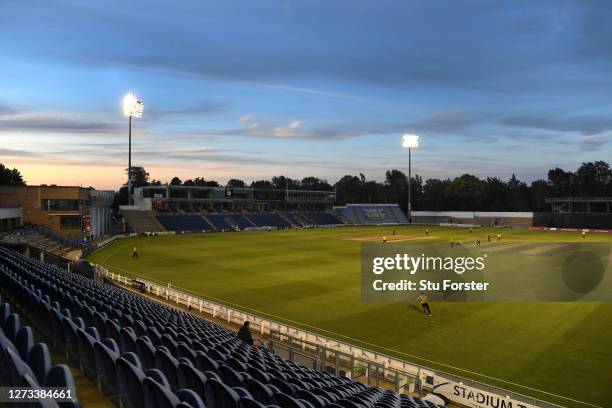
[123,93,144,118]
[401,133,420,223]
[402,134,419,148]
[123,92,145,206]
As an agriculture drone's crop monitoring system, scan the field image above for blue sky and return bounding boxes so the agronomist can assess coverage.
[1,0,612,190]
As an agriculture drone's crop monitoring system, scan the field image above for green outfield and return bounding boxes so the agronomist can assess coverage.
[87,226,612,407]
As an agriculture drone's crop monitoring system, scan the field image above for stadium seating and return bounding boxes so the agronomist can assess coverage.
[303,212,343,226]
[0,245,441,408]
[0,299,81,407]
[283,212,309,227]
[226,214,254,229]
[334,207,357,224]
[123,210,165,233]
[247,213,290,228]
[205,213,234,231]
[156,215,214,232]
[333,205,408,225]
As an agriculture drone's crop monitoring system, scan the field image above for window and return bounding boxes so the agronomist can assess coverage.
[60,216,81,230]
[41,199,80,211]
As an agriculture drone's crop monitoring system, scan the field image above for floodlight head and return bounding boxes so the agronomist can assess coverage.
[402,134,419,148]
[123,93,144,118]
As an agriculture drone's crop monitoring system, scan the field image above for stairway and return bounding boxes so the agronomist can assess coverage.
[201,214,218,230]
[121,210,165,233]
[224,216,239,230]
[389,208,400,224]
[242,213,258,227]
[333,209,351,224]
[350,206,364,224]
[276,211,297,227]
[299,212,316,225]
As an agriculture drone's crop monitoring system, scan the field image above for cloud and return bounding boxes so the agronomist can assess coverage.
[0,111,121,134]
[145,101,227,119]
[239,114,253,122]
[578,134,609,151]
[499,111,612,135]
[0,147,38,157]
[9,0,612,95]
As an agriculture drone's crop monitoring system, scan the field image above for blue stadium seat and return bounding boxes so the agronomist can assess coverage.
[154,346,181,390]
[156,215,213,232]
[136,336,156,370]
[94,340,120,398]
[175,389,206,408]
[0,246,441,408]
[205,378,242,408]
[177,361,207,396]
[15,326,34,360]
[143,376,181,408]
[28,343,52,386]
[5,313,21,341]
[120,327,138,353]
[117,357,146,408]
[6,346,36,386]
[76,328,97,381]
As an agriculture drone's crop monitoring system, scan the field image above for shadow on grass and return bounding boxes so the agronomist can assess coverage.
[407,303,424,314]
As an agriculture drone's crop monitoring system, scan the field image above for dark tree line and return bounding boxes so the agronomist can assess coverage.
[4,160,607,213]
[119,161,612,212]
[0,164,25,186]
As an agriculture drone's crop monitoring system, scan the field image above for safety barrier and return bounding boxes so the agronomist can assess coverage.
[93,263,566,408]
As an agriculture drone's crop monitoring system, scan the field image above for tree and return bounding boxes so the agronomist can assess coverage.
[574,161,611,196]
[418,178,449,210]
[124,166,150,188]
[528,179,550,211]
[271,176,300,190]
[384,169,407,207]
[334,175,363,204]
[507,174,530,211]
[250,180,273,189]
[227,179,246,188]
[548,167,573,197]
[481,177,507,211]
[0,164,26,185]
[169,177,182,186]
[445,174,484,210]
[192,177,219,187]
[301,177,332,191]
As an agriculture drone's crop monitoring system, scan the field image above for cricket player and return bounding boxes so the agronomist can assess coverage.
[582,230,586,239]
[425,228,429,236]
[382,236,387,244]
[418,292,432,316]
[132,246,139,259]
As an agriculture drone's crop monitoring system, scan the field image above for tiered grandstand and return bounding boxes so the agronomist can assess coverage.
[334,204,408,225]
[116,185,413,233]
[0,245,441,408]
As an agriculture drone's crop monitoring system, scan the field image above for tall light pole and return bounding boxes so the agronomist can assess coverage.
[402,134,419,223]
[123,93,144,206]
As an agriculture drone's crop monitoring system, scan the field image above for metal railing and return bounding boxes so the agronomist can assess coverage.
[93,265,570,408]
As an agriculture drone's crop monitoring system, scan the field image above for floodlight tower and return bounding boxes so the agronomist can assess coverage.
[123,93,144,206]
[402,134,419,223]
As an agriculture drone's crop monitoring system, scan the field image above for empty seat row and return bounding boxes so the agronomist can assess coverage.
[0,301,80,407]
[0,246,439,408]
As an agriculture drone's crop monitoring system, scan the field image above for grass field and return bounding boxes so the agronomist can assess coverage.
[88,226,612,407]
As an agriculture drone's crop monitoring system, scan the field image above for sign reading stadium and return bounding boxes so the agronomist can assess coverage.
[433,378,539,408]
